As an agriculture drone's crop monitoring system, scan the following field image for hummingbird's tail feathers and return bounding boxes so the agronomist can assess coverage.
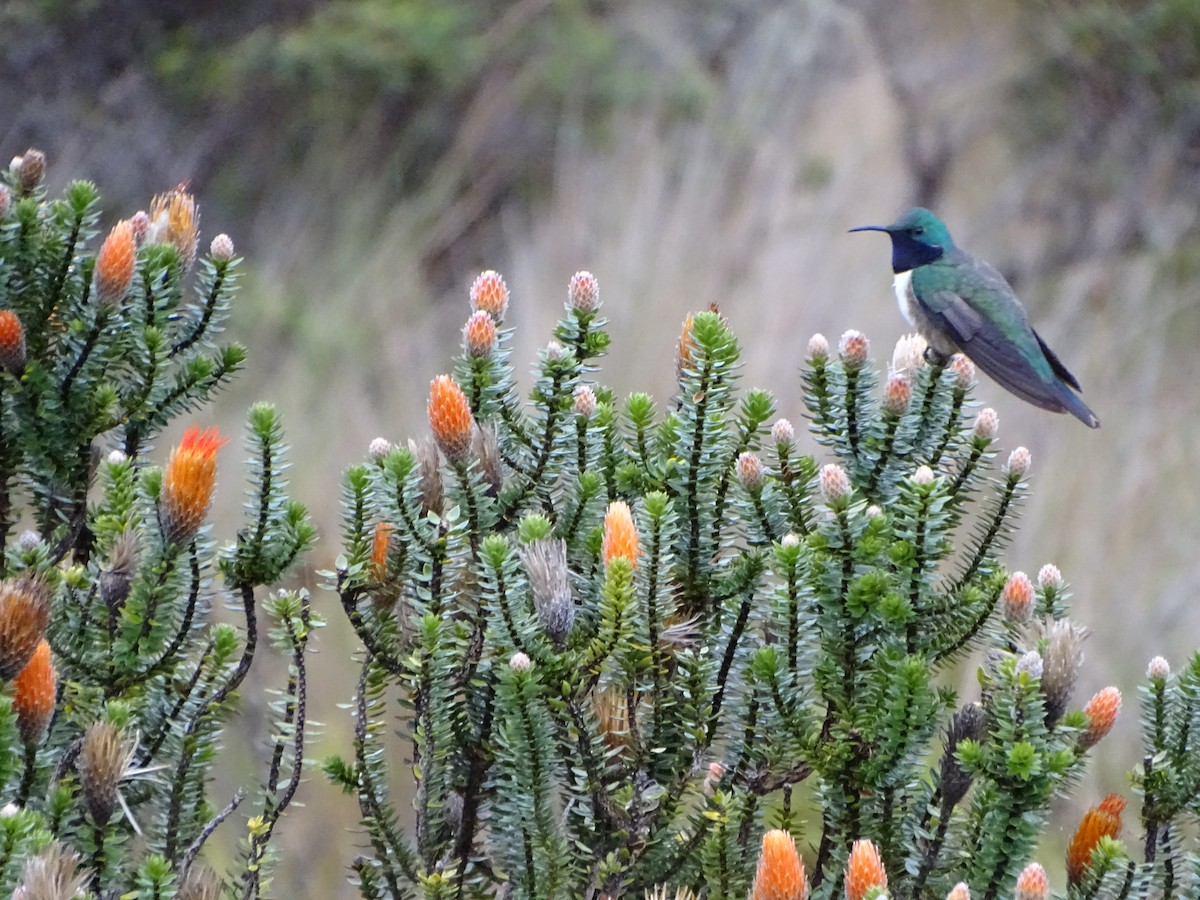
[1033,330,1083,392]
[1056,386,1101,429]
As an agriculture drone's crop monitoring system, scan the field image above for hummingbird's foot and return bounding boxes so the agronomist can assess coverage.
[923,346,950,366]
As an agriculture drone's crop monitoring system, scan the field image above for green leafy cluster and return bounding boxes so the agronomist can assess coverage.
[0,153,316,898]
[331,279,1171,899]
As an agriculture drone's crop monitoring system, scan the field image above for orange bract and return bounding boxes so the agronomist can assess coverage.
[602,501,639,568]
[470,270,509,322]
[752,829,807,900]
[150,185,199,270]
[370,522,393,582]
[95,220,137,305]
[463,310,497,357]
[162,426,228,544]
[0,577,51,679]
[428,375,474,462]
[1014,862,1048,900]
[1080,686,1122,749]
[844,839,887,900]
[12,639,56,744]
[1066,793,1125,885]
[0,310,27,374]
[676,314,697,381]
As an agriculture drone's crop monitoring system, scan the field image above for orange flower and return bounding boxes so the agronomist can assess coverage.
[1079,686,1122,750]
[0,577,51,679]
[12,639,56,744]
[844,839,887,900]
[1001,571,1034,624]
[370,522,393,583]
[0,310,27,375]
[753,829,807,900]
[676,314,697,381]
[162,426,227,544]
[428,375,474,463]
[149,185,199,270]
[602,500,639,568]
[1066,793,1125,885]
[462,310,497,357]
[94,220,137,305]
[1014,862,1048,900]
[469,270,509,322]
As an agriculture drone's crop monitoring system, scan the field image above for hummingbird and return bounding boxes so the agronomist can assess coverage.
[850,208,1099,428]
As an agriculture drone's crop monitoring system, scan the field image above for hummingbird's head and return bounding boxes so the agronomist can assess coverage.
[849,207,953,273]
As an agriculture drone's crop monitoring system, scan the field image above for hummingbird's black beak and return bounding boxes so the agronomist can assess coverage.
[847,225,891,234]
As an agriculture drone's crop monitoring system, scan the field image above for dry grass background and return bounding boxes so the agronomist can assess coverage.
[7,0,1200,894]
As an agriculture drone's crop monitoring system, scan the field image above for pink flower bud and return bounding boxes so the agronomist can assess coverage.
[819,463,851,503]
[838,330,869,368]
[973,408,999,440]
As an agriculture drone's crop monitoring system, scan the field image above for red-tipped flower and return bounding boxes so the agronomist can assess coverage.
[1014,862,1049,900]
[428,375,474,463]
[838,330,869,368]
[844,839,887,900]
[12,639,56,745]
[470,270,509,322]
[753,829,807,900]
[1001,571,1034,624]
[95,220,137,306]
[0,310,27,375]
[162,426,227,544]
[602,500,639,568]
[1066,793,1125,886]
[463,310,497,357]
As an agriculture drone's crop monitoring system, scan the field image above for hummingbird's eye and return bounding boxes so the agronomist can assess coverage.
[912,227,925,236]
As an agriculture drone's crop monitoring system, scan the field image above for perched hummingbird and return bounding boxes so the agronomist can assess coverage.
[850,208,1099,428]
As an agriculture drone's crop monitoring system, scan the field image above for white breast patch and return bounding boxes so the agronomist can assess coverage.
[892,270,917,328]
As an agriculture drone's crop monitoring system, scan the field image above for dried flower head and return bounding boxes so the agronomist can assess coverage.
[79,721,137,825]
[12,842,87,900]
[702,760,724,797]
[1147,656,1170,680]
[940,703,985,809]
[1037,564,1062,590]
[591,686,630,750]
[1014,862,1048,900]
[522,538,575,645]
[0,310,27,375]
[602,500,640,568]
[946,883,970,900]
[1066,793,1125,885]
[99,529,141,612]
[844,839,887,900]
[1016,650,1043,680]
[209,233,235,262]
[409,437,444,516]
[568,270,600,312]
[949,354,976,388]
[1039,618,1086,726]
[129,210,150,247]
[891,333,927,375]
[94,220,137,306]
[911,465,935,486]
[772,418,795,446]
[644,887,698,900]
[807,333,830,361]
[1001,571,1034,624]
[470,270,509,322]
[676,314,698,380]
[1079,686,1121,750]
[1005,446,1032,479]
[12,639,56,745]
[883,372,912,415]
[162,426,228,544]
[472,425,503,495]
[16,149,46,194]
[752,829,807,900]
[428,375,474,463]
[0,184,9,217]
[177,863,224,900]
[737,451,764,492]
[463,310,498,357]
[370,522,393,584]
[0,577,52,679]
[819,463,851,504]
[149,185,200,270]
[509,651,532,672]
[573,384,596,418]
[972,408,999,440]
[838,330,869,368]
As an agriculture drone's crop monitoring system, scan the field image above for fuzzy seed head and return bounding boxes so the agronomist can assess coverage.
[807,333,830,361]
[462,310,497,358]
[13,842,87,900]
[891,333,927,375]
[95,220,138,306]
[568,270,600,312]
[17,149,46,193]
[949,354,976,388]
[753,829,807,900]
[1002,571,1035,624]
[772,418,795,446]
[1016,650,1043,680]
[1039,618,1086,726]
[509,651,532,672]
[0,310,27,375]
[946,883,970,900]
[1080,687,1121,749]
[1037,564,1062,590]
[100,530,140,612]
[1014,863,1048,900]
[844,839,887,900]
[573,384,596,418]
[819,463,851,503]
[79,721,136,825]
[149,185,200,270]
[838,330,869,368]
[470,270,509,322]
[737,451,764,492]
[676,314,698,380]
[1147,656,1170,680]
[522,538,575,645]
[12,640,56,745]
[177,864,224,900]
[129,210,150,247]
[472,425,503,495]
[883,372,912,415]
[911,465,935,486]
[209,232,235,261]
[409,437,444,516]
[0,577,51,679]
[1066,794,1125,886]
[1006,446,1032,479]
[162,426,227,544]
[602,501,640,568]
[428,375,474,463]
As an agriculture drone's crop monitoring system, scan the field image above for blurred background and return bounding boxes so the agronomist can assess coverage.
[4,0,1200,895]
